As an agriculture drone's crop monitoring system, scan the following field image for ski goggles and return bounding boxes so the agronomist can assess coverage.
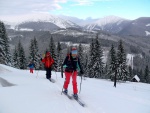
[71,50,77,55]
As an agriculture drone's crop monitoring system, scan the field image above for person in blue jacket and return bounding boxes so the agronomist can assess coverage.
[28,61,35,73]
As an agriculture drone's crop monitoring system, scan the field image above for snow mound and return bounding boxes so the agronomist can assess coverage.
[0,64,12,73]
[0,77,15,87]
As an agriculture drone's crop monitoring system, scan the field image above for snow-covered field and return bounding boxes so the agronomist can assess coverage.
[0,64,150,113]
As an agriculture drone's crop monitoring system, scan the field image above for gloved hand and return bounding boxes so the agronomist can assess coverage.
[40,58,42,61]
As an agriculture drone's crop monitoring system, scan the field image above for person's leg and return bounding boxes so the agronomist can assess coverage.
[31,68,34,73]
[47,67,51,79]
[30,68,33,73]
[63,72,71,90]
[72,71,78,94]
[45,68,49,79]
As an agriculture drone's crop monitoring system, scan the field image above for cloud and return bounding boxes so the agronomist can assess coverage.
[72,0,94,6]
[54,0,68,3]
[71,0,117,6]
[0,0,65,16]
[0,0,118,16]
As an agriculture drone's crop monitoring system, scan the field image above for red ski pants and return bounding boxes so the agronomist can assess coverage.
[30,69,33,73]
[63,71,78,94]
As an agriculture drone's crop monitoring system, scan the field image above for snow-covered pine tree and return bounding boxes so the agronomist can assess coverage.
[18,40,26,69]
[28,37,40,69]
[117,40,129,81]
[0,21,11,65]
[104,64,108,78]
[0,21,5,64]
[144,65,149,83]
[84,54,88,77]
[29,39,34,60]
[108,44,117,80]
[87,35,104,78]
[87,38,95,78]
[56,41,63,71]
[93,35,104,78]
[128,66,133,79]
[12,46,19,68]
[135,68,144,82]
[78,43,85,75]
[49,36,57,68]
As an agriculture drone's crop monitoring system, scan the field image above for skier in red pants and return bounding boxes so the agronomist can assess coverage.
[62,47,83,99]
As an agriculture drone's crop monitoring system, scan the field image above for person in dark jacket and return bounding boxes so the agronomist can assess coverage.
[28,61,35,73]
[41,51,54,80]
[62,47,83,99]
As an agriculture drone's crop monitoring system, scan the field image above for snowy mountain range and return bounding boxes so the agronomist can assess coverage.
[83,16,130,33]
[1,14,150,36]
[2,13,81,31]
[18,14,82,31]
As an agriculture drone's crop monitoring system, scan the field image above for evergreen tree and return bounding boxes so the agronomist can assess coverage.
[84,54,88,77]
[0,21,5,64]
[144,65,149,83]
[138,69,144,83]
[116,40,129,81]
[93,35,104,78]
[104,64,108,78]
[0,21,11,65]
[29,37,40,69]
[87,38,95,78]
[78,43,85,75]
[128,66,133,79]
[56,42,63,71]
[12,46,19,68]
[18,40,26,69]
[87,35,104,78]
[108,44,117,76]
[49,36,56,68]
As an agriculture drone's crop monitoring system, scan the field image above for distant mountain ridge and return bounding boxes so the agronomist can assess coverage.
[82,16,150,37]
[1,14,150,37]
[83,16,131,33]
[118,17,150,36]
[15,14,81,31]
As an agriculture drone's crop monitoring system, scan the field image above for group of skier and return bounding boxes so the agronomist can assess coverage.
[28,46,83,99]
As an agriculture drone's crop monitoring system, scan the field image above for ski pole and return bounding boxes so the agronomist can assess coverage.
[54,71,58,80]
[36,70,39,78]
[61,86,64,95]
[79,73,83,94]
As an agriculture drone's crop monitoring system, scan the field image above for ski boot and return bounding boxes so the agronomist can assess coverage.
[63,89,68,95]
[73,94,78,100]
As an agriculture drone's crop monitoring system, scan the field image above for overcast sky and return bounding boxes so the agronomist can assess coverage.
[0,0,150,20]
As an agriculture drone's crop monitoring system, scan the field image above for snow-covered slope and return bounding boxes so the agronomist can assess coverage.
[0,64,150,113]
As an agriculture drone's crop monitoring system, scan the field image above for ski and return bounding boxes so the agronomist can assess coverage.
[73,96,85,107]
[62,92,85,107]
[62,92,73,99]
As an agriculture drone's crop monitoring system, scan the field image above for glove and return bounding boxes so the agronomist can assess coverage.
[80,70,84,74]
[63,65,67,68]
[40,58,42,61]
